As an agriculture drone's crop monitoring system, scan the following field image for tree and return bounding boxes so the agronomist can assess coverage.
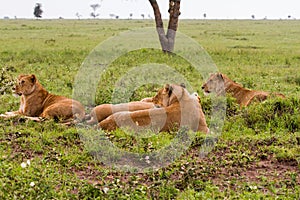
[76,12,82,20]
[251,15,255,20]
[203,13,207,19]
[148,0,181,53]
[90,4,101,18]
[33,3,43,18]
[129,13,133,19]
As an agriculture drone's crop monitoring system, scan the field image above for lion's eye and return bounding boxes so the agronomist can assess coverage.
[20,80,25,85]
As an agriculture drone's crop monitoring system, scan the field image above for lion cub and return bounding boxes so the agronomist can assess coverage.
[2,74,85,121]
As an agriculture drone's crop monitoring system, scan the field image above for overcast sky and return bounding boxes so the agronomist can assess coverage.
[0,0,299,20]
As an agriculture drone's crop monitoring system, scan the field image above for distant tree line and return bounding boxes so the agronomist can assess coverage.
[29,2,296,20]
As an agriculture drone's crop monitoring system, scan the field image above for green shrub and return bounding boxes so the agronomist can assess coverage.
[0,66,15,95]
[241,97,300,133]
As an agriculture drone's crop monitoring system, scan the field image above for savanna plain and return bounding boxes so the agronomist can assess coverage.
[0,19,299,199]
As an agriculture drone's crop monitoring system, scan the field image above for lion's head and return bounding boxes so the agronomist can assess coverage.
[152,83,188,107]
[13,74,37,96]
[202,73,225,96]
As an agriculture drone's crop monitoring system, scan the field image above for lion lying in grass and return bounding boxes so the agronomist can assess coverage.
[86,101,155,124]
[202,73,285,107]
[98,84,209,133]
[1,74,85,122]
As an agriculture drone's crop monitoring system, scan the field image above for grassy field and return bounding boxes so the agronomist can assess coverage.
[0,19,299,199]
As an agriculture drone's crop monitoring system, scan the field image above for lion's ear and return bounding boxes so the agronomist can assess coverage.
[217,73,224,80]
[168,85,173,97]
[163,84,174,97]
[30,74,36,83]
[164,84,170,90]
[180,83,186,88]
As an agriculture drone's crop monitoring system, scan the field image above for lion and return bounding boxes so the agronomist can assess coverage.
[1,74,85,122]
[98,84,209,133]
[202,73,285,107]
[86,101,155,124]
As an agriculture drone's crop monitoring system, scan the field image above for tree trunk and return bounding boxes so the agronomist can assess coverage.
[149,0,181,53]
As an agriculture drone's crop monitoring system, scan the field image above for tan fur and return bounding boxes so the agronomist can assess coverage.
[87,101,155,124]
[202,73,285,107]
[140,97,153,102]
[4,74,85,121]
[99,84,209,133]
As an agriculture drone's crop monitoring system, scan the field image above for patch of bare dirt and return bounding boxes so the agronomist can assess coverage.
[71,139,299,196]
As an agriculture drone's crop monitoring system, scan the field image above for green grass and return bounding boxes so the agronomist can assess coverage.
[0,19,299,199]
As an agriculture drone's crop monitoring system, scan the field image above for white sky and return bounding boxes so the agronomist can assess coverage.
[0,0,299,19]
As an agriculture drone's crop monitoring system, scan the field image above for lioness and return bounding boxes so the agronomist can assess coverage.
[2,74,85,121]
[202,73,285,107]
[99,84,209,133]
[86,101,155,124]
